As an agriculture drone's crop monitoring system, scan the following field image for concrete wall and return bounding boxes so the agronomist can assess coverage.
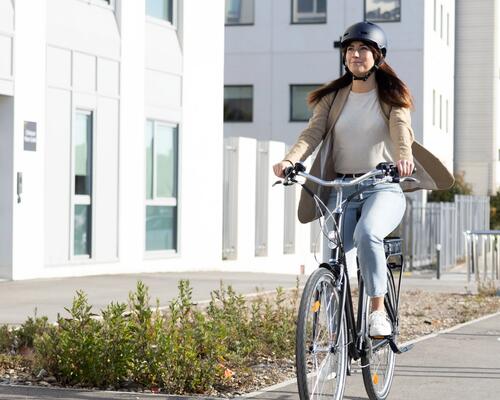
[455,0,499,195]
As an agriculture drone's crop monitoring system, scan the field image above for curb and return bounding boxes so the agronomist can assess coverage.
[239,310,500,398]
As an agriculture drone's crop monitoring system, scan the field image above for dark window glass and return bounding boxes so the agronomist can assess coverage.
[224,86,253,122]
[292,0,326,23]
[365,0,401,23]
[225,0,254,25]
[290,85,320,121]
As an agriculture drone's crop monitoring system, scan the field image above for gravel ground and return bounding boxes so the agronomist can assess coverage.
[0,288,499,397]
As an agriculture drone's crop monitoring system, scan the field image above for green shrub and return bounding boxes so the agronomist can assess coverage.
[15,312,50,350]
[32,279,300,394]
[490,190,500,229]
[0,325,14,353]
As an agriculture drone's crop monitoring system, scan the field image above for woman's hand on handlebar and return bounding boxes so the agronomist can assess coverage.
[396,159,415,177]
[273,161,292,178]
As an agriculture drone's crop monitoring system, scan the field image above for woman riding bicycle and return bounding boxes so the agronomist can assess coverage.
[273,21,453,337]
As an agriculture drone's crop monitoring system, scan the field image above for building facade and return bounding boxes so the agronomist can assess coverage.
[224,0,455,172]
[0,0,224,280]
[455,0,500,195]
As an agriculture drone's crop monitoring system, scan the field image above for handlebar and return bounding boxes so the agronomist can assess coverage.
[282,161,418,188]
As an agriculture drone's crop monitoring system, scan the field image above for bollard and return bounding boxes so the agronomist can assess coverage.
[436,243,442,279]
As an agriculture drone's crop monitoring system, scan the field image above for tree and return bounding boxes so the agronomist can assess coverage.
[490,191,500,229]
[427,171,473,202]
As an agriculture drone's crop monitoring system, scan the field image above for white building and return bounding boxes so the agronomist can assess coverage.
[455,0,500,195]
[224,0,455,172]
[0,0,225,280]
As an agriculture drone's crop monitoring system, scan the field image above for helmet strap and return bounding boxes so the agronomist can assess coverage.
[351,60,383,81]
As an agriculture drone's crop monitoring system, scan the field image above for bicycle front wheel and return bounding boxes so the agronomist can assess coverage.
[361,271,397,400]
[296,267,347,400]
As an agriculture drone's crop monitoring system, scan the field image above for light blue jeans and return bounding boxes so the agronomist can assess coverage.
[322,178,406,297]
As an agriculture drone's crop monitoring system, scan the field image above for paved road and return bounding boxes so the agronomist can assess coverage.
[247,312,500,400]
[0,269,473,325]
[0,272,307,324]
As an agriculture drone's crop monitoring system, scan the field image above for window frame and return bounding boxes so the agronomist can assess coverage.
[144,119,179,254]
[291,0,327,25]
[289,84,320,122]
[225,0,255,26]
[71,109,95,260]
[364,0,401,23]
[224,85,254,123]
[75,0,115,10]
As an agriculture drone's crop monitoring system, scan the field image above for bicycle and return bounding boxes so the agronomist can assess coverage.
[277,161,418,400]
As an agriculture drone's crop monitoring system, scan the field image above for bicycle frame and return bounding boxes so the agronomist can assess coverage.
[316,180,407,361]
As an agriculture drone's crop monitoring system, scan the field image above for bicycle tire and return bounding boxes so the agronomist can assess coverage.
[296,267,347,400]
[361,270,397,400]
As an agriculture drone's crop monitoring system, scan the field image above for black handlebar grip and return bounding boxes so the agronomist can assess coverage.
[284,166,294,177]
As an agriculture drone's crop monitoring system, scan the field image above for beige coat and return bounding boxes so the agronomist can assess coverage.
[284,85,455,224]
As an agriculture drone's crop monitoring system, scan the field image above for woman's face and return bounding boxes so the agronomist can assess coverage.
[345,40,375,76]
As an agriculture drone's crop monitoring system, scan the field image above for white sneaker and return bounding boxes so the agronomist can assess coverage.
[369,311,392,337]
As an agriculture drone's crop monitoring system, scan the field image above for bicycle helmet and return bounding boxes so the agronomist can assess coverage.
[341,21,387,81]
[341,21,387,57]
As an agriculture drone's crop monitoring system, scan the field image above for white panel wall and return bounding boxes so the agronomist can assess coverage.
[47,0,119,59]
[0,0,13,95]
[44,88,71,266]
[44,0,121,270]
[117,0,145,273]
[0,95,13,278]
[95,97,119,262]
[12,0,47,279]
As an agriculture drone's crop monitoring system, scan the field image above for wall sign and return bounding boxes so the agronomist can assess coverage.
[24,121,37,151]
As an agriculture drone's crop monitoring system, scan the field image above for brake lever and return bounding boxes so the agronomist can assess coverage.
[272,180,283,187]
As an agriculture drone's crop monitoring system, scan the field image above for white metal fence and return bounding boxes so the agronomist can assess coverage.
[401,195,490,270]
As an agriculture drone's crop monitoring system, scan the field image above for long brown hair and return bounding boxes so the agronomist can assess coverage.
[308,43,414,109]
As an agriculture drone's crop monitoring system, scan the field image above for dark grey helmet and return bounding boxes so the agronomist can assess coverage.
[341,21,387,57]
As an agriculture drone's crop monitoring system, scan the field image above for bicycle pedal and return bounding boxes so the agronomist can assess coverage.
[388,338,414,354]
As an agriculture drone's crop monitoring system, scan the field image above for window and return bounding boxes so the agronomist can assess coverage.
[73,111,93,257]
[225,0,254,25]
[145,120,178,252]
[292,0,326,24]
[146,0,174,23]
[290,85,320,121]
[365,0,400,23]
[224,86,253,122]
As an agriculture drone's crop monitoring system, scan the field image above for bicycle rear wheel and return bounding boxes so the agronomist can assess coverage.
[296,267,347,400]
[361,271,397,400]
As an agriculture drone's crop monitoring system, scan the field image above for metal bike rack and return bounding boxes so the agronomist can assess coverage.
[464,230,500,285]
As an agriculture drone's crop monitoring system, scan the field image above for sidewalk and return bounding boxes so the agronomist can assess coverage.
[0,268,475,325]
[0,271,307,325]
[246,312,500,400]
